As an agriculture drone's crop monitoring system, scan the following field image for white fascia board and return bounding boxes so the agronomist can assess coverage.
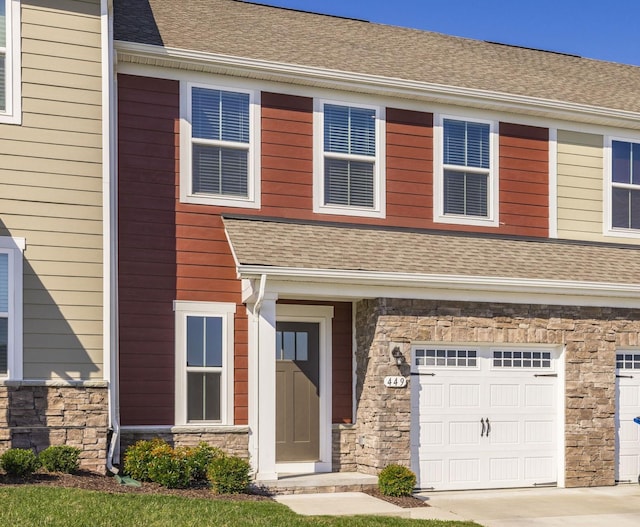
[237,265,640,308]
[115,41,640,130]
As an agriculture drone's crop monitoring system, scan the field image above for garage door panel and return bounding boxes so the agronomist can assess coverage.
[619,385,639,406]
[489,457,519,481]
[488,420,519,444]
[449,421,482,445]
[449,459,480,483]
[449,384,480,407]
[419,421,444,445]
[524,420,555,443]
[417,383,444,408]
[525,384,555,407]
[490,384,519,407]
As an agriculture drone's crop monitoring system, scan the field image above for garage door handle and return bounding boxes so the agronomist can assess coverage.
[486,418,491,437]
[480,418,486,437]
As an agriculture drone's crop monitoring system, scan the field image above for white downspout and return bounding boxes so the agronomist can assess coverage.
[251,274,267,475]
[101,0,120,475]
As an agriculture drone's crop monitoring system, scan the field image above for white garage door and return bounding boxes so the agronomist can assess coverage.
[616,352,640,484]
[411,346,559,491]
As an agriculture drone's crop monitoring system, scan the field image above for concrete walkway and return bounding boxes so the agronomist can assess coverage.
[275,485,640,526]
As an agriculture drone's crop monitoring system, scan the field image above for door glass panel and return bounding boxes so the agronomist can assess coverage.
[283,331,296,360]
[296,331,308,361]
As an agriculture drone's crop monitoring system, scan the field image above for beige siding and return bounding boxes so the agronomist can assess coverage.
[0,0,103,380]
[557,131,605,242]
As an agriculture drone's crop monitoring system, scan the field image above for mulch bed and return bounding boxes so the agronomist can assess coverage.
[0,471,429,508]
[364,488,429,508]
[0,471,272,501]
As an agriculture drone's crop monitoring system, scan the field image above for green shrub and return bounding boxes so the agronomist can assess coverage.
[378,464,416,497]
[123,438,166,481]
[0,448,41,478]
[39,446,81,473]
[207,455,251,494]
[147,444,192,489]
[185,442,224,484]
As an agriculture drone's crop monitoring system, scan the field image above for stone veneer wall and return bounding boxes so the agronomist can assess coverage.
[332,424,357,472]
[119,427,250,460]
[0,382,109,473]
[353,298,640,487]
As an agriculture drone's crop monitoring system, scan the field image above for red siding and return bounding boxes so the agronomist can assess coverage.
[498,122,549,237]
[386,108,433,227]
[118,74,179,425]
[118,76,552,426]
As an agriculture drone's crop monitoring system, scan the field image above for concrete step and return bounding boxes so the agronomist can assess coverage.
[259,472,378,495]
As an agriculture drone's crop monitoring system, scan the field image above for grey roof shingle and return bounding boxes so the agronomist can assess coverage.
[114,0,640,114]
[223,216,640,285]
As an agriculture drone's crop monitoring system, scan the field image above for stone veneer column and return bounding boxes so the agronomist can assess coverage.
[352,298,639,487]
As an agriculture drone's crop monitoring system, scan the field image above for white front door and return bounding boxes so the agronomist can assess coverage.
[411,346,560,491]
[616,351,640,484]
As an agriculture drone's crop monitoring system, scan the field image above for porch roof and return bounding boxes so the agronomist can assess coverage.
[223,216,640,286]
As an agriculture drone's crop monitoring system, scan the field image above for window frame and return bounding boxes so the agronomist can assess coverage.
[173,301,236,426]
[313,98,386,218]
[433,114,498,227]
[0,236,24,380]
[0,0,21,125]
[180,81,260,208]
[604,135,640,238]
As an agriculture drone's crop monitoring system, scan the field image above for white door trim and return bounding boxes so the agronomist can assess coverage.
[275,304,334,474]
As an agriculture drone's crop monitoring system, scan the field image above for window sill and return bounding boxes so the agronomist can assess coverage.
[314,203,385,219]
[433,214,499,228]
[180,193,260,209]
[604,228,640,239]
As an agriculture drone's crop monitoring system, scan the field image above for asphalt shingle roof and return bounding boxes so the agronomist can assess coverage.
[115,0,640,114]
[223,217,640,285]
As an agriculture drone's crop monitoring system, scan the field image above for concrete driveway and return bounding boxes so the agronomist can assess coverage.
[418,484,640,526]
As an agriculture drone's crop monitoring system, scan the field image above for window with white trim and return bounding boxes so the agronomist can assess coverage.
[174,301,235,425]
[181,83,259,208]
[315,100,385,218]
[610,140,640,231]
[434,116,497,226]
[0,0,21,124]
[0,236,24,379]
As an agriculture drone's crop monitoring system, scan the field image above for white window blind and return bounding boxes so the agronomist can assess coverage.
[191,87,250,198]
[611,140,640,230]
[323,104,376,208]
[442,119,490,218]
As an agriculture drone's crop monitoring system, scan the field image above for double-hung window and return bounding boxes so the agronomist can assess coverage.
[435,116,497,226]
[315,101,384,218]
[610,139,640,232]
[0,0,21,124]
[0,236,24,379]
[174,301,235,425]
[181,84,259,208]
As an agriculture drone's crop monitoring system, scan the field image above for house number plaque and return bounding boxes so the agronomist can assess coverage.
[384,376,407,388]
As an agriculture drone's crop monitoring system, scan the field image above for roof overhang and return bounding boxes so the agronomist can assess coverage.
[116,40,640,132]
[238,265,640,309]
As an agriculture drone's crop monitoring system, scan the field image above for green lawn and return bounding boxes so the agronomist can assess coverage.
[0,487,480,527]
